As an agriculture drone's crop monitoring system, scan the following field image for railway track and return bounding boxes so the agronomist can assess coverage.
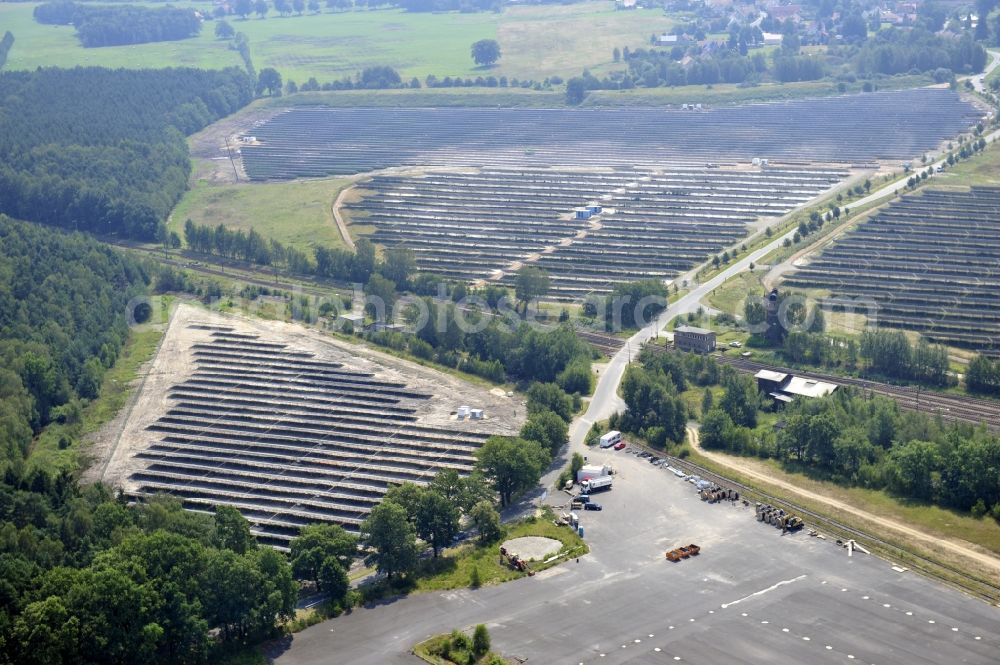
[622,439,1000,604]
[575,330,626,355]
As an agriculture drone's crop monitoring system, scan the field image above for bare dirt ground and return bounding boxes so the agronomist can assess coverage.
[686,426,1000,579]
[97,302,523,491]
[187,102,286,184]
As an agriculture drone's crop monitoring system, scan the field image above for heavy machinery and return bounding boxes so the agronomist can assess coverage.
[499,546,535,576]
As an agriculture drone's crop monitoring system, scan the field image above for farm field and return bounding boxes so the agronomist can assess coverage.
[239,89,981,180]
[782,187,1000,353]
[348,165,844,299]
[0,1,670,83]
[102,304,521,548]
[170,175,355,253]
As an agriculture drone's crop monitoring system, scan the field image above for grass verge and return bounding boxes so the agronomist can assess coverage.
[413,509,588,593]
[414,632,514,665]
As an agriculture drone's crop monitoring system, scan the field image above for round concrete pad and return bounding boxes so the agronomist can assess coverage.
[501,536,562,561]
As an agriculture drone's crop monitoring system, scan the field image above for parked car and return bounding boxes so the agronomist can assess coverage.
[576,494,591,504]
[584,502,603,511]
[614,441,626,450]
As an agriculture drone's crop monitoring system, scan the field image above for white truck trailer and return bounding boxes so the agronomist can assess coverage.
[581,475,613,493]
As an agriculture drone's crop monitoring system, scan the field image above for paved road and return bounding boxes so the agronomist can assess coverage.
[967,50,1000,93]
[271,448,999,664]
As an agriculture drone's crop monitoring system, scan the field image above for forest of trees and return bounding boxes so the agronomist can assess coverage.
[34,2,202,47]
[0,216,149,460]
[0,67,254,241]
[700,378,1000,521]
[610,349,725,448]
[855,28,987,76]
[966,354,1000,396]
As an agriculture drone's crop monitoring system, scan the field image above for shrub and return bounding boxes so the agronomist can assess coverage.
[472,624,491,656]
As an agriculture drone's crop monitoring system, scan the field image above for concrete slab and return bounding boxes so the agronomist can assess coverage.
[502,536,562,562]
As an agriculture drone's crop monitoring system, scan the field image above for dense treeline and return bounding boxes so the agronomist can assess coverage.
[183,220,314,274]
[609,349,725,448]
[0,485,298,664]
[700,382,1000,520]
[34,2,201,48]
[0,216,149,459]
[744,288,953,388]
[855,29,986,76]
[774,329,952,386]
[967,355,1000,396]
[0,31,13,70]
[0,67,254,240]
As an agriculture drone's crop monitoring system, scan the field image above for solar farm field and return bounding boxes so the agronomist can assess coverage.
[239,88,980,179]
[783,187,1000,354]
[104,305,520,548]
[347,165,845,299]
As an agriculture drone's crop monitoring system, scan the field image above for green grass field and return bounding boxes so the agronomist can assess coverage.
[1,1,669,83]
[934,136,1000,187]
[170,175,354,252]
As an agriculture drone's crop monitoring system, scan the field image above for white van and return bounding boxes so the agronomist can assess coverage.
[599,430,622,448]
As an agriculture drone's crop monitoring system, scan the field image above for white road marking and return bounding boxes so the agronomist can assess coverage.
[951,627,959,632]
[905,611,913,616]
[825,646,833,650]
[883,604,891,608]
[929,620,936,624]
[721,575,807,609]
[654,647,661,652]
[803,637,811,641]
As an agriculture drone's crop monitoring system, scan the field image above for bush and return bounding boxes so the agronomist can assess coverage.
[472,624,490,656]
[971,498,987,518]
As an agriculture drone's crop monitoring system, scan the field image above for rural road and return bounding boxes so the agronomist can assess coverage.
[330,187,356,251]
[967,49,1000,93]
[686,426,1000,577]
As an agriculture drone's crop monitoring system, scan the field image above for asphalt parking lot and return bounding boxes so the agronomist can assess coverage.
[270,446,999,665]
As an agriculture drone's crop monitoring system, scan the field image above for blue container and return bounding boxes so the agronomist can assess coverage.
[578,526,584,538]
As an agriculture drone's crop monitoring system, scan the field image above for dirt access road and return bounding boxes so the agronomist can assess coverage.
[686,426,1000,580]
